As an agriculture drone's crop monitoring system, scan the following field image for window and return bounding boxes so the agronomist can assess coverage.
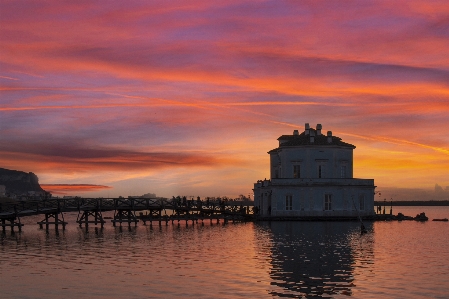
[324,194,332,210]
[318,165,322,178]
[341,166,346,178]
[293,165,300,178]
[285,195,293,210]
[359,194,365,210]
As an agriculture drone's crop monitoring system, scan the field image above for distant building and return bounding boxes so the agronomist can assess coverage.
[254,123,376,218]
[142,193,157,198]
[128,193,162,199]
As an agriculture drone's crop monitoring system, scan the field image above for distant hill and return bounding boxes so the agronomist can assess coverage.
[0,167,46,196]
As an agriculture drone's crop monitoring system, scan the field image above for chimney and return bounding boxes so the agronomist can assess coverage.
[310,130,315,143]
[316,124,322,135]
[293,130,299,136]
[305,123,310,135]
[327,131,332,143]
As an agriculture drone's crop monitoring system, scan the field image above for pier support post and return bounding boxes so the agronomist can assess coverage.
[1,217,23,232]
[111,209,139,227]
[37,212,67,230]
[76,210,105,228]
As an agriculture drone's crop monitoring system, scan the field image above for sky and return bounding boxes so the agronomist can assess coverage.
[1,0,448,200]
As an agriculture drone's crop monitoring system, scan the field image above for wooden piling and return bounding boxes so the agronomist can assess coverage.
[76,210,105,227]
[37,212,67,230]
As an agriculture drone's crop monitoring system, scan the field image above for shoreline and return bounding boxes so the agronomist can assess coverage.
[374,200,449,206]
[255,213,429,222]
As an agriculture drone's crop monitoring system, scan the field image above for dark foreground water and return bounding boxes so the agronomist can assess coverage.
[1,206,448,299]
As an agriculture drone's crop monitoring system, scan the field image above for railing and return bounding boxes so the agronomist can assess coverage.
[0,198,255,217]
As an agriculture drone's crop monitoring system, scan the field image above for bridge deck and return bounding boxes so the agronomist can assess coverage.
[0,198,255,230]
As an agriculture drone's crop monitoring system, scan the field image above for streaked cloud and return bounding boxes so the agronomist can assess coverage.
[41,184,112,195]
[0,141,244,174]
[1,0,448,198]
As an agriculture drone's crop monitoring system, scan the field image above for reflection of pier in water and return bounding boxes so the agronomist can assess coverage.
[259,221,374,298]
[0,197,254,231]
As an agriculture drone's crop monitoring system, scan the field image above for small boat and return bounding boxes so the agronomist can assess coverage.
[432,218,448,222]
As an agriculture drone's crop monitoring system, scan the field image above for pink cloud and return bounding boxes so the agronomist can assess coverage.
[41,184,112,195]
[1,0,449,197]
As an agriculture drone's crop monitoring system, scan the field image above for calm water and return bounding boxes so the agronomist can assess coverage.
[1,206,448,299]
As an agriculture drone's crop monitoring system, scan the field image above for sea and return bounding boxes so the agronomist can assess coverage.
[1,206,448,299]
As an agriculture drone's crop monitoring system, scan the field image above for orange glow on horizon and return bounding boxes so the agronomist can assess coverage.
[1,0,448,199]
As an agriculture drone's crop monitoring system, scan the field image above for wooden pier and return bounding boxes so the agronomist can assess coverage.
[1,216,23,232]
[0,197,255,231]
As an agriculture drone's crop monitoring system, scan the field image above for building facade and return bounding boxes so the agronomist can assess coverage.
[254,123,375,218]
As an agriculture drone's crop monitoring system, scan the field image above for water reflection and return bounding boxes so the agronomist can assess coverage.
[77,226,105,243]
[1,218,379,299]
[257,221,374,298]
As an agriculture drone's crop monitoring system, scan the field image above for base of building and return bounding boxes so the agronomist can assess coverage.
[255,212,428,222]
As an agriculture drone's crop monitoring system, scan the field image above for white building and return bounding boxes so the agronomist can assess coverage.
[254,123,375,218]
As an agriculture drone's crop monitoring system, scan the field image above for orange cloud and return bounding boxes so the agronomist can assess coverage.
[1,0,449,198]
[41,184,112,195]
[0,143,245,175]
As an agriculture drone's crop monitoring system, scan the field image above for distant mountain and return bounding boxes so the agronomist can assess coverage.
[0,167,46,196]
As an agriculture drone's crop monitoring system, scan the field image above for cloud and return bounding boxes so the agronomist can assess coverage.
[1,0,449,197]
[3,0,449,100]
[41,184,112,195]
[340,132,449,156]
[0,141,244,174]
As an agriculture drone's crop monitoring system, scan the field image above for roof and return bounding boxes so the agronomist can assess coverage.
[269,128,355,153]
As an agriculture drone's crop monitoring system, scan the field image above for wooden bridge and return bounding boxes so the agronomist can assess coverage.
[0,197,255,231]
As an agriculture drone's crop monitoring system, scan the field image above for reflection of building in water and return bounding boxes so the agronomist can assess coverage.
[261,221,373,297]
[254,123,376,218]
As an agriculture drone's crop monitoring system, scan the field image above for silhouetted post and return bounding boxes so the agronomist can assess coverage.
[390,200,393,215]
[55,212,59,230]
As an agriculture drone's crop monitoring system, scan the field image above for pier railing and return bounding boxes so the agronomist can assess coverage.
[0,197,255,230]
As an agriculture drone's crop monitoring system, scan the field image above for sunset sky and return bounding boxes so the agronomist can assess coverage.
[1,0,448,200]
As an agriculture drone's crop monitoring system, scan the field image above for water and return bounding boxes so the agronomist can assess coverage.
[1,207,448,298]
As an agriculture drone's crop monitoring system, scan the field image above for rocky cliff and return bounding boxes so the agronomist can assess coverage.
[0,168,45,196]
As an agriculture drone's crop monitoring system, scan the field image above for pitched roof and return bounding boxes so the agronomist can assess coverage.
[269,128,355,153]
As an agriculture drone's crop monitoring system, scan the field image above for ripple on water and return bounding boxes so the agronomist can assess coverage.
[1,210,449,298]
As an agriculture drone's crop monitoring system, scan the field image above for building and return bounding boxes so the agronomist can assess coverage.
[253,123,375,218]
